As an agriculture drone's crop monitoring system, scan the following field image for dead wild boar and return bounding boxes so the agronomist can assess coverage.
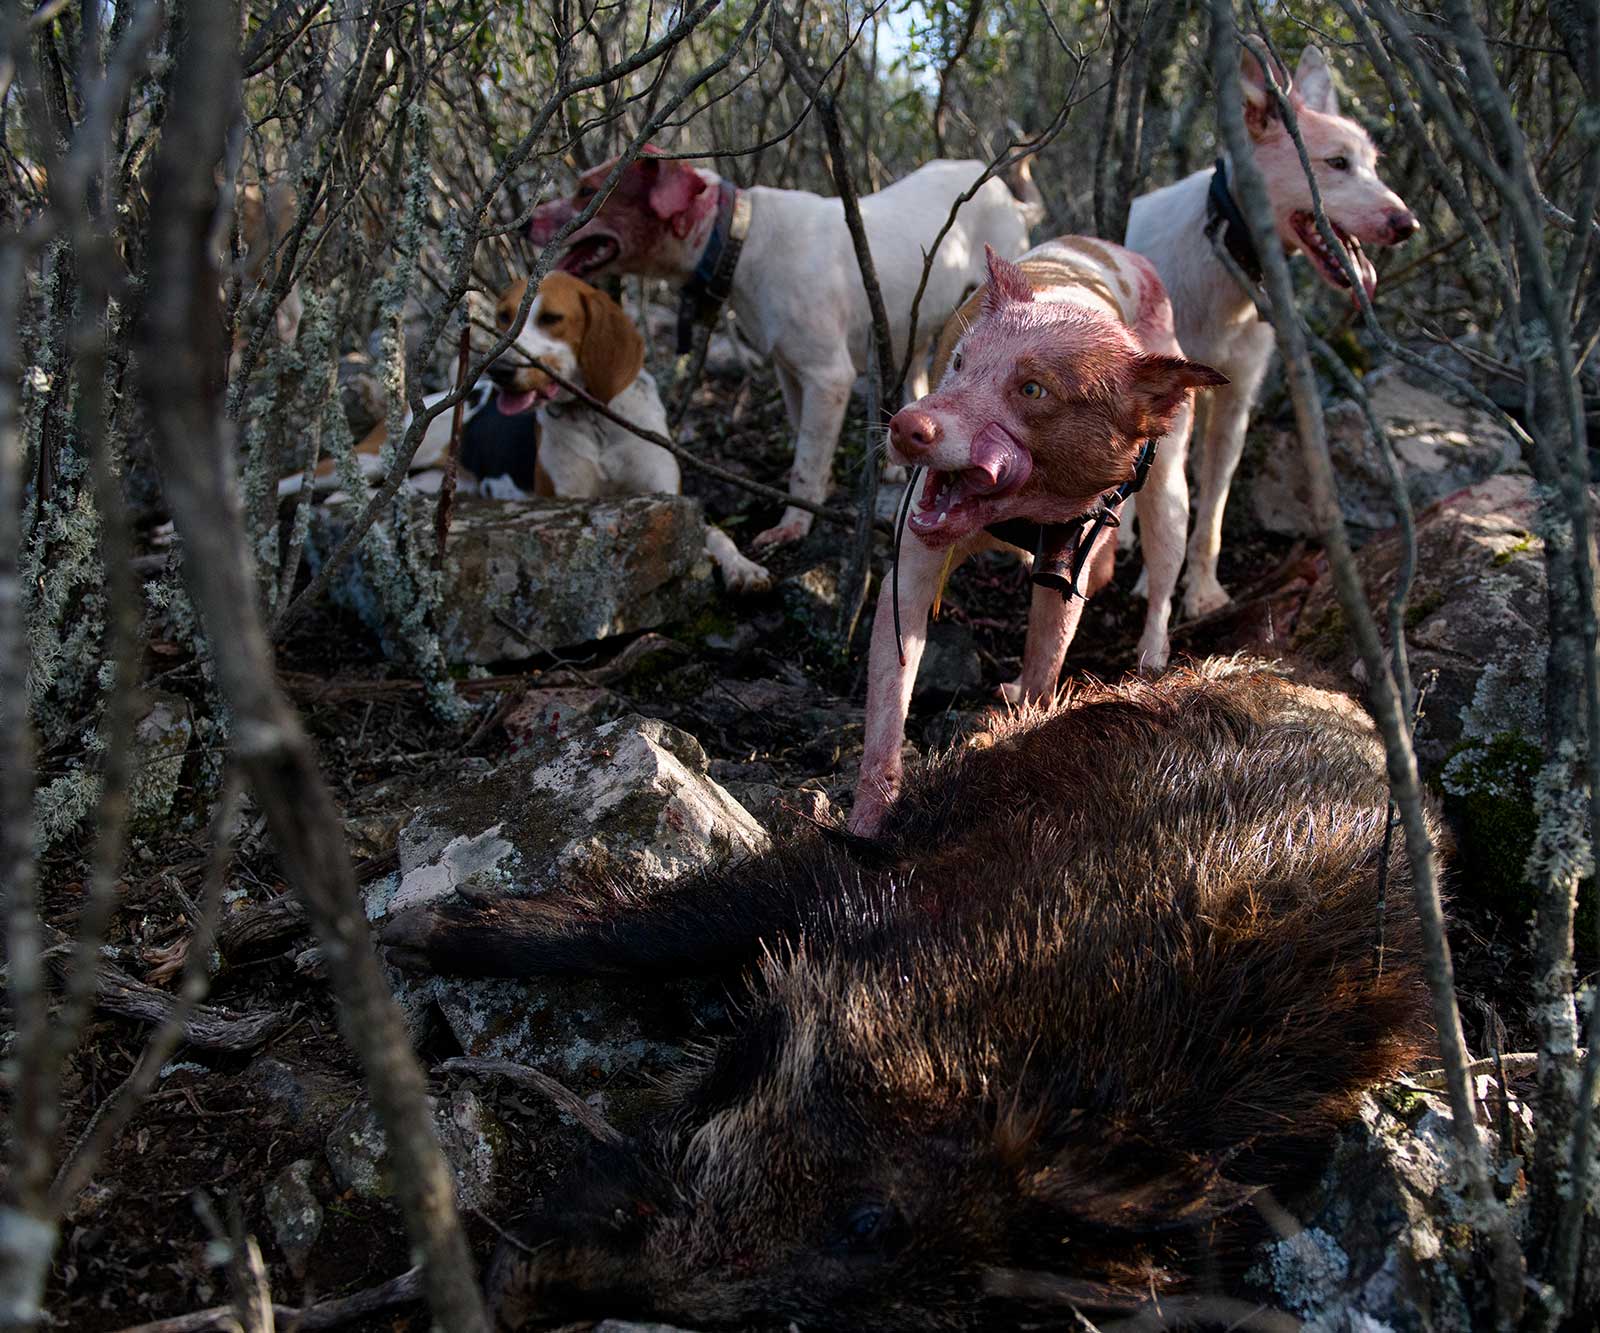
[381,663,1433,1331]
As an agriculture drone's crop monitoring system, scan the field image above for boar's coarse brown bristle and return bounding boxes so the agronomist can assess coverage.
[380,660,1434,1331]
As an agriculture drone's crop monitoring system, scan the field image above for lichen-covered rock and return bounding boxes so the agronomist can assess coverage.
[779,564,841,646]
[325,1090,505,1210]
[263,1159,322,1278]
[1252,1088,1524,1332]
[307,493,713,664]
[245,1057,355,1132]
[1289,475,1591,921]
[369,714,767,1074]
[503,686,626,750]
[1252,369,1523,541]
[1292,475,1557,776]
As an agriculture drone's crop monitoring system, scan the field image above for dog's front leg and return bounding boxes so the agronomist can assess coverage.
[754,357,854,548]
[851,533,954,835]
[1134,403,1193,672]
[1002,575,1091,706]
[1183,372,1258,619]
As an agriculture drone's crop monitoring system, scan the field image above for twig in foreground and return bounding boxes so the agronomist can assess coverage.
[105,1266,422,1333]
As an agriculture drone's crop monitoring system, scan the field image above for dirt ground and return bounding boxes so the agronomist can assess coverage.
[36,358,1545,1330]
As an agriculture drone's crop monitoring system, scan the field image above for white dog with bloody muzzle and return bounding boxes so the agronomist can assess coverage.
[851,241,1227,835]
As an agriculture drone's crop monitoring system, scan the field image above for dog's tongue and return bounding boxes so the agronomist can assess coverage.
[968,423,1032,495]
[496,388,539,416]
[1352,242,1378,303]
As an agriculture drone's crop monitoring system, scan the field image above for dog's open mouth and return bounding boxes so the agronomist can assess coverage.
[1290,211,1377,300]
[495,381,559,415]
[907,425,1032,543]
[558,233,621,277]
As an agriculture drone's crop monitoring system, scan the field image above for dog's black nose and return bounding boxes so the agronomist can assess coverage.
[1388,210,1420,242]
[486,361,517,387]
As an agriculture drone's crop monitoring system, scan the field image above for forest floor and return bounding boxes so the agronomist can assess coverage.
[38,354,1547,1331]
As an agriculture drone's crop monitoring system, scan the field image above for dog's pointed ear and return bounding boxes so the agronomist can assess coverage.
[1239,37,1290,140]
[646,160,708,236]
[982,245,1034,316]
[1123,355,1229,438]
[1293,46,1339,116]
[577,282,645,404]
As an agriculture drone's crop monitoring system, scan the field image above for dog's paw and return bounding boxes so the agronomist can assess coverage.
[1135,634,1172,675]
[752,508,814,549]
[1183,577,1231,620]
[723,556,773,594]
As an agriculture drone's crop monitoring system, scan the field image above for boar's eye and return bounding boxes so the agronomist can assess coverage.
[951,352,963,372]
[829,1202,906,1256]
[1019,380,1046,400]
[1326,155,1350,171]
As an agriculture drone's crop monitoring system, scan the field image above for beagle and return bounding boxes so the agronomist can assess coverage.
[279,272,769,592]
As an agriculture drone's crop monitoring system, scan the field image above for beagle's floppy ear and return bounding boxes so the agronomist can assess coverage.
[576,283,646,404]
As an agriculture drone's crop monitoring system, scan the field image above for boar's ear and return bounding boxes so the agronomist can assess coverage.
[1293,46,1340,117]
[1240,37,1290,140]
[647,160,709,236]
[982,244,1035,316]
[1023,1139,1258,1233]
[1123,354,1228,439]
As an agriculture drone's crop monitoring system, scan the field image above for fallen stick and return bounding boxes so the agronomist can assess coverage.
[1406,1051,1583,1092]
[84,960,284,1052]
[105,1265,421,1333]
[439,1056,624,1146]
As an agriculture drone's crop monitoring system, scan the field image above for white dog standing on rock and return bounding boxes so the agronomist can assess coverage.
[1125,44,1418,619]
[528,149,1043,549]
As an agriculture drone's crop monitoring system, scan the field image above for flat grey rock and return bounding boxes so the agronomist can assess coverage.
[308,493,713,664]
[370,715,766,1076]
[1252,368,1523,541]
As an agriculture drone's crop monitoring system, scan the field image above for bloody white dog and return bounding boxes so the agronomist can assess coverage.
[1125,44,1418,618]
[527,150,1041,548]
[850,242,1226,834]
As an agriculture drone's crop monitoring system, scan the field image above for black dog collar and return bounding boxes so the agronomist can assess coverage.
[1205,157,1264,286]
[676,180,751,354]
[981,436,1159,603]
[890,437,1159,665]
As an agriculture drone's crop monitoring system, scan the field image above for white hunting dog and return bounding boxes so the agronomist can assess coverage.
[1125,44,1418,619]
[528,150,1042,548]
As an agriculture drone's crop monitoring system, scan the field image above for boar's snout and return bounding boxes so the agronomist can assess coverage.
[486,1148,662,1328]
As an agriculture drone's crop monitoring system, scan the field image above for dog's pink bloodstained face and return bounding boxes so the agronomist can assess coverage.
[526,149,718,282]
[1241,46,1419,301]
[887,248,1225,548]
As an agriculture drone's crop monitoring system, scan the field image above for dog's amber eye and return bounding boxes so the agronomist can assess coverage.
[1326,156,1350,171]
[1019,380,1046,399]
